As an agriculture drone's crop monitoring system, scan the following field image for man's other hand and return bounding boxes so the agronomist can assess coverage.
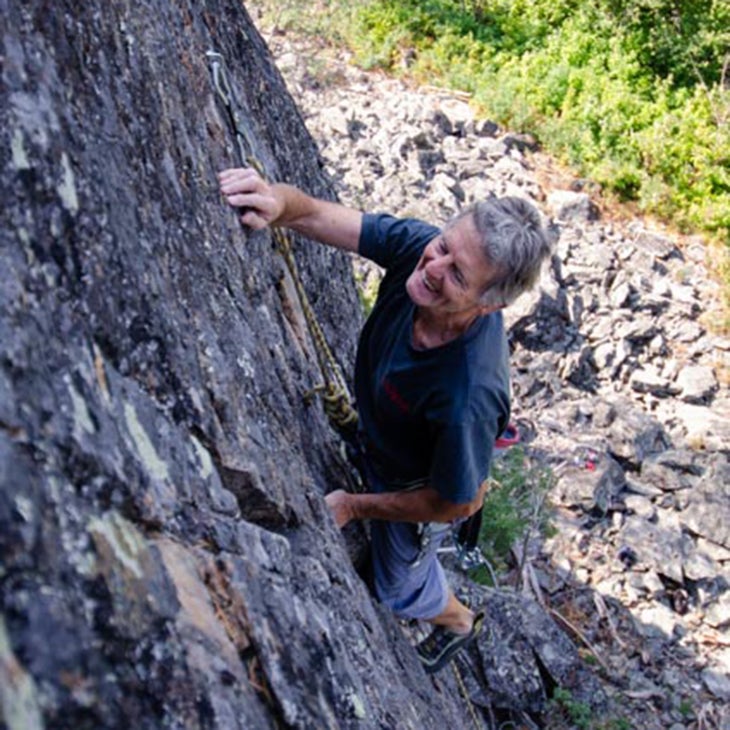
[325,489,356,528]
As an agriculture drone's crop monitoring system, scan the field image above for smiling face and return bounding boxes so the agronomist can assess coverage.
[405,214,498,323]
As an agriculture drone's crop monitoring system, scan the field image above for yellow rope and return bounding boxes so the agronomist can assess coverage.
[207,51,359,439]
[271,223,358,435]
[452,662,483,730]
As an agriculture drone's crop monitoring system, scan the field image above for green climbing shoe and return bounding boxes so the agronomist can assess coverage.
[416,610,485,674]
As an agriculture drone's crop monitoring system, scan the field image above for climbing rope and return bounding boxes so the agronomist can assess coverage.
[206,50,358,439]
[452,661,483,730]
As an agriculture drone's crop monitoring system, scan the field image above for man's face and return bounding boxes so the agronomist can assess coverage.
[405,215,497,317]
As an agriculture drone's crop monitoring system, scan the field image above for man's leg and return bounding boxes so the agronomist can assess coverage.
[370,518,484,673]
[370,519,450,620]
[427,591,474,634]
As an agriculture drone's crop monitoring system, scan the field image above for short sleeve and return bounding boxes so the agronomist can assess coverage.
[429,416,499,504]
[359,213,440,270]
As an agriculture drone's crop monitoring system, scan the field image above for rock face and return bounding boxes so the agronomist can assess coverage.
[1,3,601,730]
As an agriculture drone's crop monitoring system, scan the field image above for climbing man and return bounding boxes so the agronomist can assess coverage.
[218,167,552,673]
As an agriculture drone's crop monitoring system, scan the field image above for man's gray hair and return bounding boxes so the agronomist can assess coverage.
[450,197,552,307]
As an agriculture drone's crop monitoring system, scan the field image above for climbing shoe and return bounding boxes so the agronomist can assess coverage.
[416,610,485,674]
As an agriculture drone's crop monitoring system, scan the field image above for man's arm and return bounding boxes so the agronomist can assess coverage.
[325,481,489,528]
[218,167,362,252]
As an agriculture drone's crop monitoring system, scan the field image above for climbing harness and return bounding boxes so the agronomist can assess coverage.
[206,50,359,442]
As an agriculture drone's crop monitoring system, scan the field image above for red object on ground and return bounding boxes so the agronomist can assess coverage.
[495,423,520,449]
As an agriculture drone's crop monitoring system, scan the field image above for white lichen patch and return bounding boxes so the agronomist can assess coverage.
[88,511,146,579]
[57,152,79,213]
[291,594,308,627]
[123,402,169,482]
[71,545,98,579]
[190,434,214,480]
[0,615,45,730]
[236,351,255,378]
[16,227,36,266]
[347,691,367,720]
[119,19,136,55]
[10,129,31,171]
[9,90,55,152]
[13,495,33,523]
[64,375,96,438]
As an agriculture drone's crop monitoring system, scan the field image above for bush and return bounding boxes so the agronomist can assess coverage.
[474,446,554,574]
[255,0,729,291]
[342,0,729,250]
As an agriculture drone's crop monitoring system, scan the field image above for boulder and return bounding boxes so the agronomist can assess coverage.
[619,515,687,584]
[452,580,607,715]
[547,190,600,223]
[554,452,626,513]
[681,457,730,549]
[675,365,719,404]
[608,404,671,468]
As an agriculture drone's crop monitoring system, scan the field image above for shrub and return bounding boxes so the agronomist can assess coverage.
[342,0,729,249]
[475,446,554,572]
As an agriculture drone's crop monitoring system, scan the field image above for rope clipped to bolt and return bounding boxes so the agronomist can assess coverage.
[206,50,359,440]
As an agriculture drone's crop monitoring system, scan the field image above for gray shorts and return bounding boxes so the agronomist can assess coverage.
[363,461,452,621]
[370,518,451,620]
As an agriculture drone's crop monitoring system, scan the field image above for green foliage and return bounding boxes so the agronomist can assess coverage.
[609,718,632,729]
[551,688,594,729]
[548,688,634,730]
[598,0,730,87]
[472,446,554,573]
[678,698,694,718]
[354,269,380,316]
[257,0,356,44]
[331,0,729,247]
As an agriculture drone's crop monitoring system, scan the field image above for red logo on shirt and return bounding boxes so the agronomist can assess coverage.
[382,378,411,414]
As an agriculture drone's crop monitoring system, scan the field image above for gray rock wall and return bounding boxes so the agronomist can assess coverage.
[0,3,481,728]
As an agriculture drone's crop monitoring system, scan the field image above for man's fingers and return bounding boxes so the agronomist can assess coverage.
[218,166,283,229]
[224,191,274,213]
[325,490,352,528]
[220,173,266,197]
[218,166,259,185]
[240,211,268,230]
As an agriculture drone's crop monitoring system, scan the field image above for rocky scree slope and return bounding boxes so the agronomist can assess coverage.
[262,26,730,730]
[0,2,606,729]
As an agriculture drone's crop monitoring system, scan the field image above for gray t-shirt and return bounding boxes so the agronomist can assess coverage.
[355,213,511,504]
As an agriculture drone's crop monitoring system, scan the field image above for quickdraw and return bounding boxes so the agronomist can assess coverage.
[206,50,359,440]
